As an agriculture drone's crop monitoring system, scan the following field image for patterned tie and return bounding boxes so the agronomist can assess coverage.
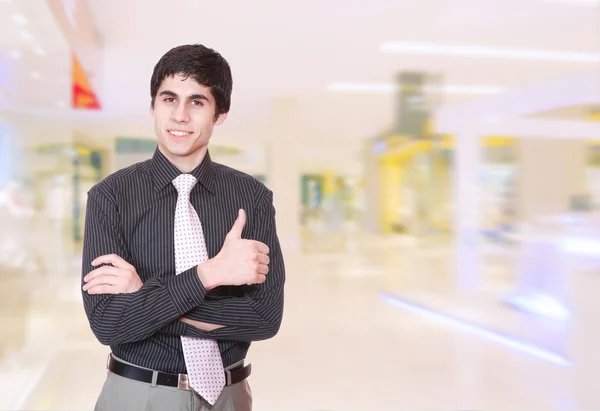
[172,174,226,405]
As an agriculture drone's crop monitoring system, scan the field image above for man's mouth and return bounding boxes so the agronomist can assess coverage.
[168,130,192,138]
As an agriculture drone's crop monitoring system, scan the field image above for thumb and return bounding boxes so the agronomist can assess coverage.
[228,209,246,239]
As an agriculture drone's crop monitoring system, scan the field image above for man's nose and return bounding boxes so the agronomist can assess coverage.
[171,103,189,123]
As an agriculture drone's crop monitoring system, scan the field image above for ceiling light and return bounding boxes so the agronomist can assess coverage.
[425,85,505,95]
[31,72,41,80]
[63,0,78,28]
[19,30,33,42]
[9,50,22,59]
[327,82,505,95]
[33,46,45,56]
[11,13,27,25]
[378,41,600,63]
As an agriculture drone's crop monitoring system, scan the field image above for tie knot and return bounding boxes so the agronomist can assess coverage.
[172,174,198,197]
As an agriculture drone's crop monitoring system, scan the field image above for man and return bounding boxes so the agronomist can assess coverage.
[80,44,285,411]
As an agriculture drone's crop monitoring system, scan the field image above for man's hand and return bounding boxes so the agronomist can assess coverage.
[198,209,270,289]
[83,254,143,294]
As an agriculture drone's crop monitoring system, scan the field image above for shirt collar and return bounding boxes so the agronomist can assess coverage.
[149,147,216,194]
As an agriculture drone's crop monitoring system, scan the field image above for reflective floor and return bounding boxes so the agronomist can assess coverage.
[0,231,598,410]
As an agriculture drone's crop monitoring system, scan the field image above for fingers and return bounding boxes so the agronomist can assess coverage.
[257,253,270,265]
[83,265,121,283]
[248,248,269,277]
[247,273,267,285]
[257,264,269,275]
[92,254,134,270]
[248,240,269,255]
[85,284,120,295]
[83,274,121,293]
[249,245,269,280]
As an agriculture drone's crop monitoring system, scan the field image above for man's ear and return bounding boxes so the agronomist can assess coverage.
[214,112,228,126]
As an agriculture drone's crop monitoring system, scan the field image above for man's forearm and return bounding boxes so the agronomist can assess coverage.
[187,323,280,342]
[83,267,208,345]
[182,284,283,340]
[157,289,282,341]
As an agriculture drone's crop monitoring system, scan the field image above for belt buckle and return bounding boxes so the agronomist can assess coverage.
[177,374,191,390]
[224,368,232,386]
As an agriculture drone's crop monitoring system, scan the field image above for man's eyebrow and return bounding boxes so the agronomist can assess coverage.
[159,90,177,98]
[188,93,209,101]
[159,90,209,101]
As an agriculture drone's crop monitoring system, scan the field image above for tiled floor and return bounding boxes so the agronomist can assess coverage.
[0,232,598,410]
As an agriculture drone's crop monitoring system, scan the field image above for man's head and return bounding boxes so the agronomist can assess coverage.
[149,44,233,171]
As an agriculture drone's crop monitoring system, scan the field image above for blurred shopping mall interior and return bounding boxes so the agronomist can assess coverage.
[0,0,600,410]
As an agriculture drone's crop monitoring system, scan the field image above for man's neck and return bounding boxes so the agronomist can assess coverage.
[159,145,208,173]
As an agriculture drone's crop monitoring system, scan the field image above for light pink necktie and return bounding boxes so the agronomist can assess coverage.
[173,174,226,405]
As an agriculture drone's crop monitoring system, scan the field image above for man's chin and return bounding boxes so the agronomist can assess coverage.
[168,147,192,157]
[158,142,187,156]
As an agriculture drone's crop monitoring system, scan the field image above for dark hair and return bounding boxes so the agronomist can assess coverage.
[150,44,233,116]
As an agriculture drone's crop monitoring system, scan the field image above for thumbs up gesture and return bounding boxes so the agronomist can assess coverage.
[228,208,250,240]
[198,209,270,289]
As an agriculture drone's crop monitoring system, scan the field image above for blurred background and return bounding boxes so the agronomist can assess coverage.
[0,0,599,410]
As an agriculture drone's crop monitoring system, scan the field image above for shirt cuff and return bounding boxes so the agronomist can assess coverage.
[167,266,207,314]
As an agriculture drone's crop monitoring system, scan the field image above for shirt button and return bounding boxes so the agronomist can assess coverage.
[188,298,194,303]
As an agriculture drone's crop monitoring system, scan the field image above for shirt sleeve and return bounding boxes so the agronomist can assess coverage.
[180,187,286,341]
[81,185,208,346]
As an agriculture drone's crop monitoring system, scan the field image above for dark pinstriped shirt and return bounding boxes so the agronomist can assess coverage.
[81,148,285,374]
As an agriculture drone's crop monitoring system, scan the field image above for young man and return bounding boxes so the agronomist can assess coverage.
[80,44,285,411]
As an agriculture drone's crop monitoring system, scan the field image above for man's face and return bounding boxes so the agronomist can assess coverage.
[151,73,227,167]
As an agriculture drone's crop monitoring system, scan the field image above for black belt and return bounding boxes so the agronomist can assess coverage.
[107,354,251,390]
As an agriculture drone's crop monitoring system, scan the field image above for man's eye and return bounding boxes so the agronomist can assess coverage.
[164,98,175,103]
[191,100,203,106]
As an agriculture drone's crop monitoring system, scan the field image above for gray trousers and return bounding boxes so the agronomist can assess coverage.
[94,357,252,411]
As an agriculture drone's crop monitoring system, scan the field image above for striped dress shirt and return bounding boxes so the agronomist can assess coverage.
[81,148,285,374]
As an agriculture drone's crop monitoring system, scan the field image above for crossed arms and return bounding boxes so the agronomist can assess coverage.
[80,187,285,346]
